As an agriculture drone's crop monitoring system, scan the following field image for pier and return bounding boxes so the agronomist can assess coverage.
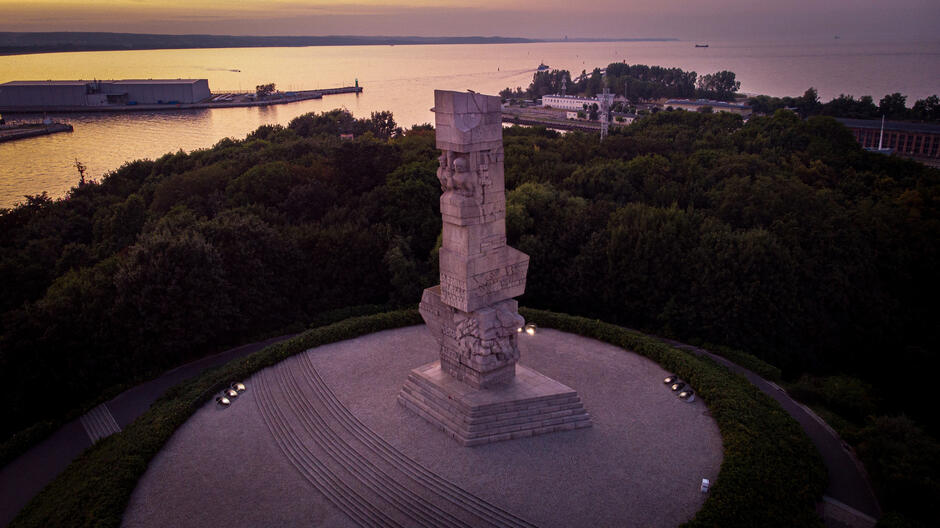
[0,122,73,142]
[0,82,363,114]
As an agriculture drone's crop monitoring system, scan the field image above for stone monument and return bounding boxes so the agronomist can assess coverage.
[398,90,592,446]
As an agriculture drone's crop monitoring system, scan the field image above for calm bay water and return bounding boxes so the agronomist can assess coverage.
[1,38,938,208]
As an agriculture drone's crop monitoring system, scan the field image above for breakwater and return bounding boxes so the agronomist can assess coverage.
[0,122,73,143]
[0,86,363,114]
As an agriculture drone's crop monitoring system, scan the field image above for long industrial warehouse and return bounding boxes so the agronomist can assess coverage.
[0,79,211,108]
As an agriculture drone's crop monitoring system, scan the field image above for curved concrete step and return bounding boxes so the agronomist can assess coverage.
[254,369,401,527]
[79,403,121,444]
[272,359,470,528]
[294,352,538,528]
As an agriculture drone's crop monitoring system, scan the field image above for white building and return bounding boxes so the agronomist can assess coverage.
[542,94,598,111]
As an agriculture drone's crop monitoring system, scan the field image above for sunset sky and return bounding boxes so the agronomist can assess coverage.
[0,0,938,40]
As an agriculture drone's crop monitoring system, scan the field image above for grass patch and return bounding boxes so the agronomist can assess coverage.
[13,308,826,527]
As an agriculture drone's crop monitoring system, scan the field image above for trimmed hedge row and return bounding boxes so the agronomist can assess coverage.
[700,342,784,382]
[13,308,825,527]
[519,308,826,527]
[10,309,422,528]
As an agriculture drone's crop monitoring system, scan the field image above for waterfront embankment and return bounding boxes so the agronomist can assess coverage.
[0,86,362,114]
[0,122,72,142]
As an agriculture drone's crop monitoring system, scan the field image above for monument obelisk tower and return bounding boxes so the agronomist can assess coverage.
[399,90,591,446]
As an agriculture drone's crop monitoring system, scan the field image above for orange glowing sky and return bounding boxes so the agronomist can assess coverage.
[0,0,937,40]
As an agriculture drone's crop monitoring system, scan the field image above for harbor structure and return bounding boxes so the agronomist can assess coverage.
[665,98,752,116]
[0,81,362,113]
[0,79,211,108]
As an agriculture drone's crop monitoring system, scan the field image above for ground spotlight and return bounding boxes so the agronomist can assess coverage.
[524,323,537,336]
[663,375,678,384]
[678,390,695,402]
[226,388,239,398]
[232,382,246,392]
[670,382,685,392]
[216,396,231,406]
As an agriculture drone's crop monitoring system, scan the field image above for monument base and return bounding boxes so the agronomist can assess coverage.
[398,361,592,446]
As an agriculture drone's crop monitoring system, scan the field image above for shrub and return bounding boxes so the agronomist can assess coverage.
[702,342,783,381]
[10,310,421,528]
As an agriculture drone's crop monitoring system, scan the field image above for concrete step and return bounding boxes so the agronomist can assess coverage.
[79,403,121,444]
[401,381,586,431]
[272,360,469,528]
[294,353,538,528]
[404,371,578,418]
[255,353,537,528]
[399,376,592,446]
[255,369,397,528]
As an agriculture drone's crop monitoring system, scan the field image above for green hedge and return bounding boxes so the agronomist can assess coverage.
[13,308,825,527]
[700,342,784,382]
[520,308,827,527]
[10,309,422,528]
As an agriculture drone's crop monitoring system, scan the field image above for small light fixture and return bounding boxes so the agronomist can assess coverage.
[226,388,239,398]
[671,382,685,392]
[517,327,523,333]
[524,323,537,336]
[663,375,678,384]
[216,396,231,406]
[232,382,246,392]
[678,390,695,402]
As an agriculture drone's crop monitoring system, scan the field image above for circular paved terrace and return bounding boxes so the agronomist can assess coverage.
[122,326,723,527]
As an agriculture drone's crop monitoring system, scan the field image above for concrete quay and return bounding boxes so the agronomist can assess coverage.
[0,86,362,114]
[0,122,72,142]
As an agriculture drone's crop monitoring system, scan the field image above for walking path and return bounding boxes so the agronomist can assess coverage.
[660,339,881,527]
[0,334,293,527]
[1,322,883,527]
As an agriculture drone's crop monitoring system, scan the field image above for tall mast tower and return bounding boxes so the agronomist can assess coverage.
[598,72,614,142]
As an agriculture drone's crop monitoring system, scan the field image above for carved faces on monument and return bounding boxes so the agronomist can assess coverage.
[437,151,479,200]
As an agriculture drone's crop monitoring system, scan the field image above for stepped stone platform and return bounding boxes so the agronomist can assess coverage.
[400,362,591,446]
[123,326,722,528]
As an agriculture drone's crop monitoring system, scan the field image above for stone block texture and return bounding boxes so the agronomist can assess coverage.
[399,362,592,446]
[402,90,592,445]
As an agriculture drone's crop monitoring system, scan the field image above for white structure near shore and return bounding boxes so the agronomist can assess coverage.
[0,79,211,108]
[542,94,598,110]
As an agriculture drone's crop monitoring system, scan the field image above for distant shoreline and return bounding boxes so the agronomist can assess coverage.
[0,32,679,57]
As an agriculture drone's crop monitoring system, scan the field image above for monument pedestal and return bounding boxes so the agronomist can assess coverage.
[399,361,592,447]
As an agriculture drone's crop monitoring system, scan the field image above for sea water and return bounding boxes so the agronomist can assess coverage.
[1,38,938,207]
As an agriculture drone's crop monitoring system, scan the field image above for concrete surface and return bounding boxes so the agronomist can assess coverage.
[123,326,723,527]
